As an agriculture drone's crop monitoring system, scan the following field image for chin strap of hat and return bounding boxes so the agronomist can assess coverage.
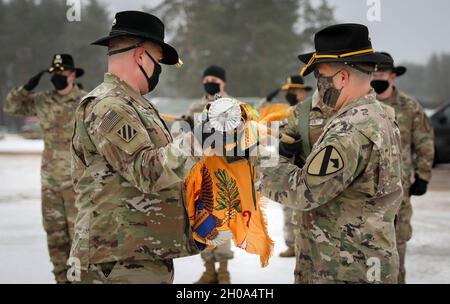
[107,41,144,56]
[300,48,374,76]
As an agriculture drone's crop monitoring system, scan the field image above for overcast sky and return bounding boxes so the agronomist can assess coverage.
[100,0,450,64]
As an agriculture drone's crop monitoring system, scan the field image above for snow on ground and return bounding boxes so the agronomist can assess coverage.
[0,152,449,284]
[0,135,43,154]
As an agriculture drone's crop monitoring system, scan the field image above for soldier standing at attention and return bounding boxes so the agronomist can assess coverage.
[260,24,404,283]
[4,54,87,283]
[371,52,435,284]
[69,11,206,284]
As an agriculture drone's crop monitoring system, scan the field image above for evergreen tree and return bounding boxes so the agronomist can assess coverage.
[148,0,335,98]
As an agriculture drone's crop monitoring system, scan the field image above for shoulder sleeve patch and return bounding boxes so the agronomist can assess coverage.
[99,110,121,133]
[307,145,344,176]
[97,108,151,155]
[115,122,138,142]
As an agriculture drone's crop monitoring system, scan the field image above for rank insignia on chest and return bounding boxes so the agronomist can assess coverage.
[116,123,138,142]
[307,145,344,176]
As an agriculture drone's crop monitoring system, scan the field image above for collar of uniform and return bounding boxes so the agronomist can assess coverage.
[53,85,80,102]
[333,91,377,119]
[382,86,399,104]
[104,73,162,112]
[104,72,148,105]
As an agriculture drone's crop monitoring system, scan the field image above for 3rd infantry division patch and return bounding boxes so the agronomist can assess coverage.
[307,145,344,176]
[116,123,137,142]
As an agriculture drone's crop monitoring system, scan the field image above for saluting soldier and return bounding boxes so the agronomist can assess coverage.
[371,52,435,284]
[260,24,404,283]
[4,54,87,283]
[69,11,204,284]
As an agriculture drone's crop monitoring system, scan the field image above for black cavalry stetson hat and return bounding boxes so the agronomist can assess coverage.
[282,75,312,91]
[375,52,407,76]
[92,11,180,66]
[298,23,387,76]
[47,54,84,78]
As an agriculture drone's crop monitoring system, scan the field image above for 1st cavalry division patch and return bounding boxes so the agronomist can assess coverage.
[307,145,344,176]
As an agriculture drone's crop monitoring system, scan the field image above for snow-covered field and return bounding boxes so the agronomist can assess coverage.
[0,137,449,283]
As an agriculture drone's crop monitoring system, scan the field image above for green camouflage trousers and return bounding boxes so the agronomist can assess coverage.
[395,194,413,284]
[283,206,296,248]
[42,180,77,284]
[76,260,174,284]
[200,240,234,263]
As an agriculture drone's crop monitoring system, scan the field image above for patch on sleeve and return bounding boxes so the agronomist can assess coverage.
[307,145,344,176]
[99,110,121,133]
[97,109,150,155]
[116,123,137,142]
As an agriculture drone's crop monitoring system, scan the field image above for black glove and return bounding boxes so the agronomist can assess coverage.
[23,70,46,91]
[181,115,195,130]
[279,133,302,159]
[409,175,428,196]
[266,88,281,102]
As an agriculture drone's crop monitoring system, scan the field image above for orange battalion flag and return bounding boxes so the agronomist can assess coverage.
[258,103,290,122]
[185,155,274,267]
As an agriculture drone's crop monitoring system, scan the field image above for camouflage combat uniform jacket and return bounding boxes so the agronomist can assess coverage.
[5,85,86,190]
[379,87,434,189]
[70,73,201,270]
[261,93,403,283]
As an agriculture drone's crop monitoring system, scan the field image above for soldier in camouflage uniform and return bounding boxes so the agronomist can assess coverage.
[371,52,435,284]
[258,76,312,121]
[68,11,205,284]
[260,24,403,283]
[4,53,87,283]
[185,66,229,125]
[190,65,234,284]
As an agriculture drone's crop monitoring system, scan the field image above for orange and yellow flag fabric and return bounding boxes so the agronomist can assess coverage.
[185,156,274,267]
[258,102,290,122]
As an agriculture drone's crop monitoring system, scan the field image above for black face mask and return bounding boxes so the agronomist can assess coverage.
[371,80,390,94]
[139,50,161,94]
[51,74,68,90]
[204,82,221,96]
[285,93,298,106]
